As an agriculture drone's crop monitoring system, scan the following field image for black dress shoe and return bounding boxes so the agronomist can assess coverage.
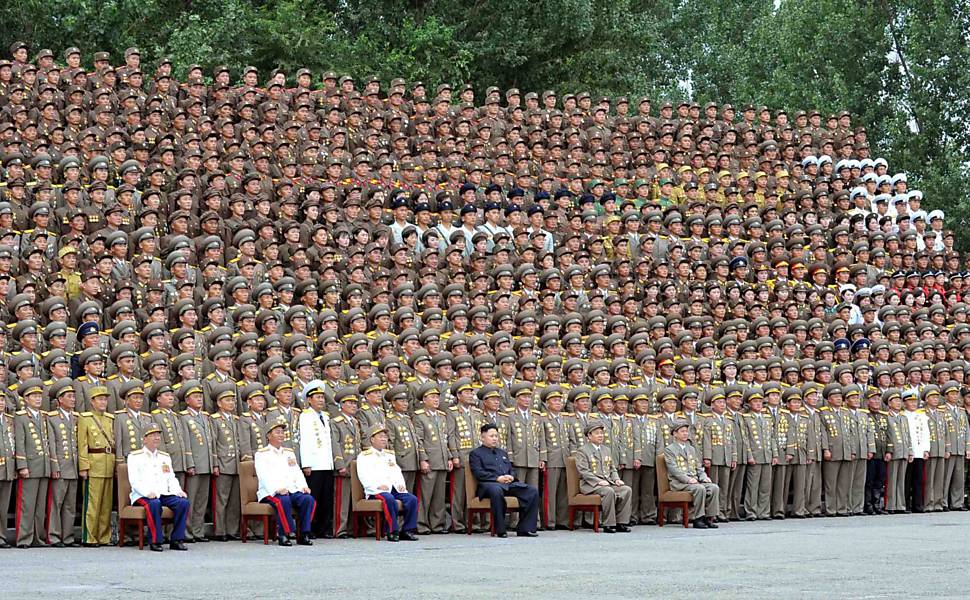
[496,532,508,538]
[211,535,227,542]
[554,525,570,530]
[169,541,188,551]
[320,532,334,539]
[149,544,163,552]
[400,531,419,541]
[692,520,709,529]
[615,525,631,533]
[297,535,313,546]
[182,537,195,544]
[69,542,82,548]
[197,536,211,543]
[17,544,30,549]
[643,518,657,526]
[628,518,639,526]
[705,518,719,529]
[83,543,100,548]
[52,542,65,548]
[602,526,616,533]
[716,516,729,523]
[336,533,350,539]
[0,540,9,549]
[278,537,293,547]
[386,532,399,542]
[226,534,240,541]
[516,531,539,537]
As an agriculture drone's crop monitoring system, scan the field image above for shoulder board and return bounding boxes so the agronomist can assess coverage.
[361,448,376,455]
[447,406,458,411]
[472,407,483,413]
[562,412,575,417]
[414,409,425,415]
[129,449,145,455]
[46,411,59,417]
[114,409,127,414]
[206,373,215,380]
[107,374,118,380]
[282,447,296,454]
[80,411,93,417]
[78,376,89,382]
[916,408,926,414]
[820,406,831,411]
[256,446,272,453]
[531,409,542,415]
[647,415,660,420]
[860,408,870,414]
[151,409,163,414]
[780,409,791,414]
[105,413,115,419]
[385,449,395,455]
[179,410,190,415]
[699,412,713,418]
[158,450,170,456]
[241,412,252,417]
[140,411,150,416]
[333,416,345,422]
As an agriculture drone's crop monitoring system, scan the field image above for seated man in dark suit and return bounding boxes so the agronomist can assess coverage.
[469,423,540,538]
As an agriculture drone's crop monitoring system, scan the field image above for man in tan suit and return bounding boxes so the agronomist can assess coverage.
[573,422,632,533]
[664,421,720,529]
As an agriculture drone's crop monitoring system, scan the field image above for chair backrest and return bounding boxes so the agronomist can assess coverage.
[239,460,257,504]
[350,459,364,502]
[116,463,131,508]
[656,454,671,496]
[566,456,580,497]
[464,458,477,498]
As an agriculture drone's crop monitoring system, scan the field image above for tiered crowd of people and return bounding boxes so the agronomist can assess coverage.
[0,41,965,550]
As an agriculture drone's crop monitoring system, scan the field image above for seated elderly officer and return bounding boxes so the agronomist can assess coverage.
[574,421,633,533]
[664,421,720,529]
[356,423,419,542]
[255,421,316,546]
[126,425,190,552]
[469,423,540,538]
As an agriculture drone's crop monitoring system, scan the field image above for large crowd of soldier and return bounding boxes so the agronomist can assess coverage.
[0,39,965,548]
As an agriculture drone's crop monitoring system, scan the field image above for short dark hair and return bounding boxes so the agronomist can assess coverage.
[480,423,497,434]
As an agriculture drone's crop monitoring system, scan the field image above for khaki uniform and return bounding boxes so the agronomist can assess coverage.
[113,409,154,463]
[574,442,632,526]
[742,410,776,519]
[820,406,853,516]
[330,412,361,537]
[447,405,484,531]
[885,411,911,512]
[412,407,450,534]
[924,407,949,512]
[180,408,216,540]
[506,408,543,488]
[540,410,575,527]
[944,403,968,509]
[210,411,241,536]
[355,404,385,448]
[846,408,875,514]
[386,411,420,492]
[700,411,738,519]
[238,411,268,460]
[664,440,720,520]
[46,408,80,545]
[803,407,824,515]
[152,408,189,486]
[77,410,114,545]
[265,405,301,461]
[779,409,812,517]
[15,408,52,546]
[630,415,659,523]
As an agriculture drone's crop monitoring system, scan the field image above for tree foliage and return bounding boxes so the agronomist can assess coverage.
[0,0,967,243]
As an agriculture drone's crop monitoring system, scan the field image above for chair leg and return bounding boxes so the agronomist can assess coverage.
[593,509,599,533]
[375,513,382,541]
[263,516,270,545]
[568,508,574,530]
[489,512,495,537]
[241,517,247,543]
[466,510,472,535]
[681,502,689,528]
[138,521,144,550]
[658,503,665,527]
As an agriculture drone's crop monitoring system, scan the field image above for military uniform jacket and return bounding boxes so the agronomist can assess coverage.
[386,411,420,471]
[180,409,216,474]
[210,411,242,474]
[945,403,969,456]
[265,405,301,459]
[330,413,362,471]
[239,411,268,459]
[152,408,189,472]
[923,408,949,458]
[77,411,115,477]
[804,407,824,461]
[742,410,776,464]
[114,409,155,463]
[866,409,891,456]
[46,408,79,478]
[701,412,738,466]
[0,413,15,479]
[356,404,386,446]
[15,409,52,476]
[540,411,574,467]
[847,409,876,457]
[779,409,812,464]
[106,374,139,413]
[885,411,912,459]
[447,405,484,461]
[819,406,853,460]
[727,410,749,464]
[413,408,450,469]
[505,408,543,468]
[656,411,681,447]
[574,442,620,494]
[72,375,107,413]
[664,441,713,490]
[482,410,511,450]
[611,414,635,467]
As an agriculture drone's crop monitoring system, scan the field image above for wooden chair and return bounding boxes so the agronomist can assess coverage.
[116,463,174,550]
[350,459,403,540]
[565,457,601,532]
[656,454,692,528]
[463,458,519,536]
[239,460,275,544]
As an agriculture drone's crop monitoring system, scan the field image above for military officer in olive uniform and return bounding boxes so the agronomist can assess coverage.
[446,378,485,532]
[539,386,575,528]
[114,380,153,463]
[265,376,301,459]
[210,387,242,540]
[385,385,420,492]
[0,394,14,547]
[150,380,189,488]
[700,391,737,521]
[412,383,452,534]
[664,421,719,529]
[574,421,633,532]
[884,390,912,513]
[942,381,969,510]
[14,380,52,547]
[742,392,777,520]
[78,386,115,546]
[179,381,216,542]
[45,380,80,546]
[331,387,363,538]
[820,385,852,516]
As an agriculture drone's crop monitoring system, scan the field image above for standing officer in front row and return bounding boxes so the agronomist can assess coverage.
[574,421,633,533]
[469,423,540,537]
[126,425,190,552]
[355,423,420,541]
[665,421,720,529]
[255,421,316,547]
[78,386,114,546]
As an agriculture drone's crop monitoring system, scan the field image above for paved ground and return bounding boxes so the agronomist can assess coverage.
[8,512,968,599]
